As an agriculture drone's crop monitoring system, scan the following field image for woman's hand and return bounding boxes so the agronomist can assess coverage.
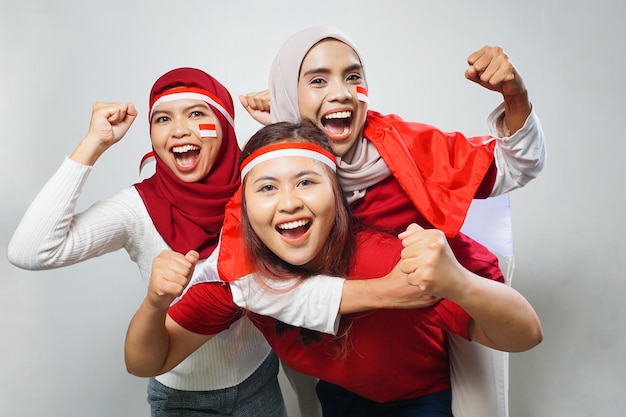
[70,101,138,166]
[465,46,531,133]
[239,90,271,126]
[146,250,199,311]
[397,223,468,299]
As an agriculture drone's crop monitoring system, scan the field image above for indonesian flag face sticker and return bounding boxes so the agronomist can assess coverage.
[356,86,368,104]
[199,123,217,138]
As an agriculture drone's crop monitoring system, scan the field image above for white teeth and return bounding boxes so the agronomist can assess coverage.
[324,111,351,120]
[277,219,309,230]
[172,144,200,153]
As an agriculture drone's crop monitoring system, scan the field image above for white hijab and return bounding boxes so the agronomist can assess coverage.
[269,25,391,203]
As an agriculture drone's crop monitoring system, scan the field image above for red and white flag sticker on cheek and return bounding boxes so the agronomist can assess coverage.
[356,86,368,104]
[199,123,217,137]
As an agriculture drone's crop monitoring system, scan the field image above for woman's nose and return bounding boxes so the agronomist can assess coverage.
[278,189,304,213]
[327,80,352,102]
[172,117,191,138]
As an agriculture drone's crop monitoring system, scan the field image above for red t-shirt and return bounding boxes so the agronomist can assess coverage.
[169,229,490,403]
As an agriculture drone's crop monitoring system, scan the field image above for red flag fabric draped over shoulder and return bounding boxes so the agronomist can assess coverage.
[134,68,241,258]
[217,187,254,281]
[363,110,496,237]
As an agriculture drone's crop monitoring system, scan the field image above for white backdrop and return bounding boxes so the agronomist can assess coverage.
[2,1,625,416]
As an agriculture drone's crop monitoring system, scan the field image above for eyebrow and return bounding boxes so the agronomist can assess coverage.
[300,63,363,79]
[151,102,211,121]
[251,170,325,184]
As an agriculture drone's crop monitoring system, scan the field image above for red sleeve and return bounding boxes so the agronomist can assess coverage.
[448,232,505,284]
[430,300,472,340]
[168,282,244,335]
[349,229,402,280]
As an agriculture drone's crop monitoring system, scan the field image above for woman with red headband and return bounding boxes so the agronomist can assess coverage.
[124,120,542,417]
[7,67,290,416]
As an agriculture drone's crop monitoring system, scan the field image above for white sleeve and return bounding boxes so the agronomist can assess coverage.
[7,157,138,270]
[230,274,344,335]
[484,103,547,196]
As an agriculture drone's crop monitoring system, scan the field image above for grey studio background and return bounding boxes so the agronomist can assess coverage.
[1,1,625,416]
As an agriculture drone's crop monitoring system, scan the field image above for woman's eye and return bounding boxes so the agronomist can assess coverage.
[346,74,362,82]
[310,77,325,85]
[258,184,277,193]
[154,116,170,124]
[298,179,315,187]
[190,110,204,118]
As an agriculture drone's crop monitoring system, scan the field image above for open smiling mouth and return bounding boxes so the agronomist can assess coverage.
[321,111,352,138]
[172,144,201,168]
[277,219,311,239]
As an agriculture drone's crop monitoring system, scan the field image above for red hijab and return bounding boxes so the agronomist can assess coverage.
[135,67,241,258]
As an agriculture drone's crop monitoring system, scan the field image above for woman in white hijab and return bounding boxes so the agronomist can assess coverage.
[236,25,547,417]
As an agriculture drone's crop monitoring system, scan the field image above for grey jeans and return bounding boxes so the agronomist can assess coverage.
[147,351,287,417]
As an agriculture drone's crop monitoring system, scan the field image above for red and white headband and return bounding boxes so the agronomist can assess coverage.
[149,87,235,128]
[240,142,336,181]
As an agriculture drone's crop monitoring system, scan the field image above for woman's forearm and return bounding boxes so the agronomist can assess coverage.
[451,271,543,352]
[340,265,441,314]
[124,298,172,377]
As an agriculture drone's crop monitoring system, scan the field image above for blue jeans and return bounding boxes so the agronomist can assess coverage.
[147,351,287,417]
[316,380,452,417]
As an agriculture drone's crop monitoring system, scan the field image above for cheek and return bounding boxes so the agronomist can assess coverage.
[315,189,337,226]
[245,196,274,232]
[150,127,168,150]
[205,136,223,152]
[247,204,277,253]
[356,101,368,123]
[297,89,319,118]
[150,129,173,163]
[200,137,223,163]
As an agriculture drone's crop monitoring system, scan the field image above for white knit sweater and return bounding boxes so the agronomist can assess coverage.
[7,157,271,391]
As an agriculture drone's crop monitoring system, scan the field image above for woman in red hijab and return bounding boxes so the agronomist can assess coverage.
[8,67,289,417]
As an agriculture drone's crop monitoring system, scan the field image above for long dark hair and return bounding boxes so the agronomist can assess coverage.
[240,120,355,349]
[240,120,354,280]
